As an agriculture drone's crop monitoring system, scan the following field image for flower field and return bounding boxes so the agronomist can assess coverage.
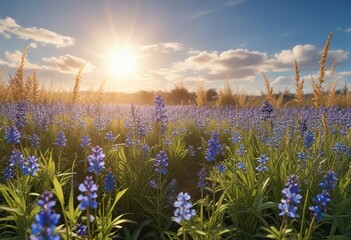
[0,98,350,239]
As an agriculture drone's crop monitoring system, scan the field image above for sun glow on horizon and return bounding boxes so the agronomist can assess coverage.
[106,47,137,76]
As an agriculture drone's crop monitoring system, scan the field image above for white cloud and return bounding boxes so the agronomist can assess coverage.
[0,50,94,74]
[345,28,351,32]
[148,44,349,87]
[0,17,75,47]
[42,54,95,73]
[139,42,184,53]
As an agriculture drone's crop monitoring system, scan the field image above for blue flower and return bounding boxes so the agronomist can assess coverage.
[197,167,207,190]
[77,224,88,237]
[278,175,302,219]
[105,131,114,141]
[216,163,227,174]
[155,150,168,175]
[80,134,91,148]
[150,179,157,189]
[230,131,242,144]
[319,171,338,191]
[30,191,61,240]
[173,192,196,223]
[22,156,39,176]
[15,101,28,128]
[236,161,246,171]
[77,176,98,211]
[55,131,67,147]
[261,100,274,121]
[205,131,223,162]
[309,171,337,220]
[236,144,245,156]
[88,146,105,175]
[31,134,40,149]
[104,172,115,192]
[3,166,15,180]
[9,149,24,168]
[155,96,168,135]
[256,154,269,172]
[304,130,314,149]
[6,126,21,144]
[333,142,348,154]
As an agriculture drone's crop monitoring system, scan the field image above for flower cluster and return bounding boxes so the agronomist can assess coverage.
[105,131,114,141]
[31,134,40,149]
[309,171,337,220]
[104,172,115,192]
[55,131,67,147]
[173,192,196,223]
[260,100,274,121]
[197,167,207,190]
[87,146,105,175]
[205,131,223,162]
[3,149,24,180]
[333,142,348,154]
[80,134,91,148]
[303,130,314,149]
[155,95,168,135]
[77,176,98,211]
[256,154,269,172]
[22,156,40,176]
[216,163,227,174]
[6,126,21,144]
[236,161,246,171]
[30,191,61,240]
[237,144,246,156]
[15,101,28,128]
[278,175,302,219]
[155,150,168,175]
[230,131,242,144]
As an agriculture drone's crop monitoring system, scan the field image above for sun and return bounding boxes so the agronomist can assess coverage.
[106,47,137,76]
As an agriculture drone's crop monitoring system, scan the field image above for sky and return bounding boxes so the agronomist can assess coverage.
[0,0,350,94]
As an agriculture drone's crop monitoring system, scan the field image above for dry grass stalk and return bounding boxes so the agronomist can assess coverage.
[72,66,84,104]
[263,74,275,105]
[237,88,247,108]
[294,60,304,107]
[10,47,29,101]
[275,89,287,108]
[312,31,333,109]
[31,70,40,104]
[195,82,207,107]
[325,59,337,108]
[217,79,235,106]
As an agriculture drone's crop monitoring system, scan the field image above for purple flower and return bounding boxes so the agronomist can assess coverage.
[236,161,246,171]
[309,171,337,220]
[155,150,168,175]
[155,96,168,135]
[77,176,98,211]
[55,131,67,147]
[22,156,39,176]
[104,172,115,192]
[256,154,269,172]
[80,134,91,148]
[77,224,88,237]
[304,130,314,149]
[261,100,274,121]
[105,131,114,141]
[197,167,207,190]
[6,126,21,144]
[173,192,196,223]
[30,191,61,240]
[205,131,223,162]
[87,146,105,175]
[216,163,227,174]
[31,134,40,149]
[278,175,302,219]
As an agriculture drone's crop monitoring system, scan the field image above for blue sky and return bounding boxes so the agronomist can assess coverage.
[0,0,350,94]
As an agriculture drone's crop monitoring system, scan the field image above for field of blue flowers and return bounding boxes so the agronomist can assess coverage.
[0,97,350,239]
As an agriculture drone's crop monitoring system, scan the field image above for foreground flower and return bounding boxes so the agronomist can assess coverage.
[304,130,314,149]
[173,192,196,223]
[77,176,98,211]
[309,171,337,220]
[155,150,168,175]
[278,175,302,218]
[88,146,105,175]
[256,154,269,172]
[30,191,61,240]
[22,156,40,176]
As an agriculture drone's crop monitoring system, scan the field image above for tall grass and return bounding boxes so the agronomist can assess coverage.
[195,83,207,107]
[294,60,305,107]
